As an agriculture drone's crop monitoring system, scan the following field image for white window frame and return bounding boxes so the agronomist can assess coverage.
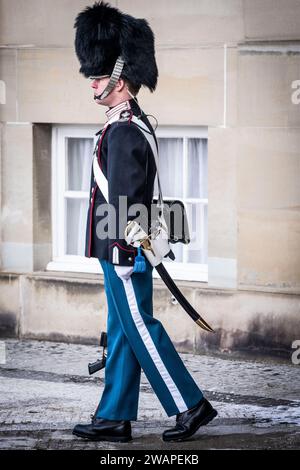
[47,124,208,281]
[47,124,101,274]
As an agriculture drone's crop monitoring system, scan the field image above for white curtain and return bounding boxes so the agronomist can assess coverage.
[154,138,183,198]
[186,203,208,264]
[187,139,207,199]
[66,138,94,255]
[155,137,208,265]
[187,139,208,264]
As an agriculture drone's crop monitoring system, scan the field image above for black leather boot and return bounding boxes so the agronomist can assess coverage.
[162,397,217,442]
[72,417,132,442]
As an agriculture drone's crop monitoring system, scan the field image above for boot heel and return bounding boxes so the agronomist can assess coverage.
[201,409,218,426]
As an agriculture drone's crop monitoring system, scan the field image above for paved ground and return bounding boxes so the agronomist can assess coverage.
[0,338,299,450]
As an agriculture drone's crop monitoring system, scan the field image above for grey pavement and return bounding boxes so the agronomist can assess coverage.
[0,338,299,450]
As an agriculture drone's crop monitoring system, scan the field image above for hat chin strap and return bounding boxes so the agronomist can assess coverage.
[94,56,125,101]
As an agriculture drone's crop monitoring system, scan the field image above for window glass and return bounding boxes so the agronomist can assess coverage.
[154,138,183,198]
[187,139,208,199]
[67,138,94,191]
[66,198,88,256]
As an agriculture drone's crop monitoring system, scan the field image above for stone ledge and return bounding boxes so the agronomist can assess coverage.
[1,269,300,296]
[0,269,236,294]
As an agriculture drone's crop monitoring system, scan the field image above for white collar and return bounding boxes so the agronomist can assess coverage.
[105,100,131,126]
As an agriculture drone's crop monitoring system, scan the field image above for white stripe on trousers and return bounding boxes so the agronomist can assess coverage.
[118,273,188,413]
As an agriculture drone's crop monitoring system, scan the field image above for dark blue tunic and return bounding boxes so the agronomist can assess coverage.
[85,99,157,266]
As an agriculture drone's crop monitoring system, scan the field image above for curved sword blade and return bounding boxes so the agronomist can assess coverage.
[155,263,214,333]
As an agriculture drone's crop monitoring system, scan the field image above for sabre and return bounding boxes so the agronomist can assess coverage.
[155,263,214,333]
[125,220,214,333]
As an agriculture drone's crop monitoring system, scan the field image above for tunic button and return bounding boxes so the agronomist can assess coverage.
[90,197,93,203]
[92,187,94,193]
[128,257,132,261]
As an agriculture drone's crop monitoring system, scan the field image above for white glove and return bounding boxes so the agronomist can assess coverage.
[114,265,134,281]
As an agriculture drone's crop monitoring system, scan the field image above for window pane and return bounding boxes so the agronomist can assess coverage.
[154,138,183,198]
[66,198,89,255]
[187,139,207,199]
[165,242,183,263]
[186,202,207,264]
[67,138,94,191]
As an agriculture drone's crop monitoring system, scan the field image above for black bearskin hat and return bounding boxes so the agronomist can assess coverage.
[74,1,158,92]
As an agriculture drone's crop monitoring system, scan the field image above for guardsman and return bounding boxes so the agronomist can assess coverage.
[72,1,217,443]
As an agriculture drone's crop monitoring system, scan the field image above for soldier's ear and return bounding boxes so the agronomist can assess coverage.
[116,78,126,92]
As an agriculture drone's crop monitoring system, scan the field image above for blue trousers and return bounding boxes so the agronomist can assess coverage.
[95,258,203,421]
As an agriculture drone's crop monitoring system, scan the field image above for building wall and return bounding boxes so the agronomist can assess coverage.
[0,0,300,355]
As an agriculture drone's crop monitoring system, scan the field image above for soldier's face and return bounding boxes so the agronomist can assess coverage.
[90,77,111,105]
